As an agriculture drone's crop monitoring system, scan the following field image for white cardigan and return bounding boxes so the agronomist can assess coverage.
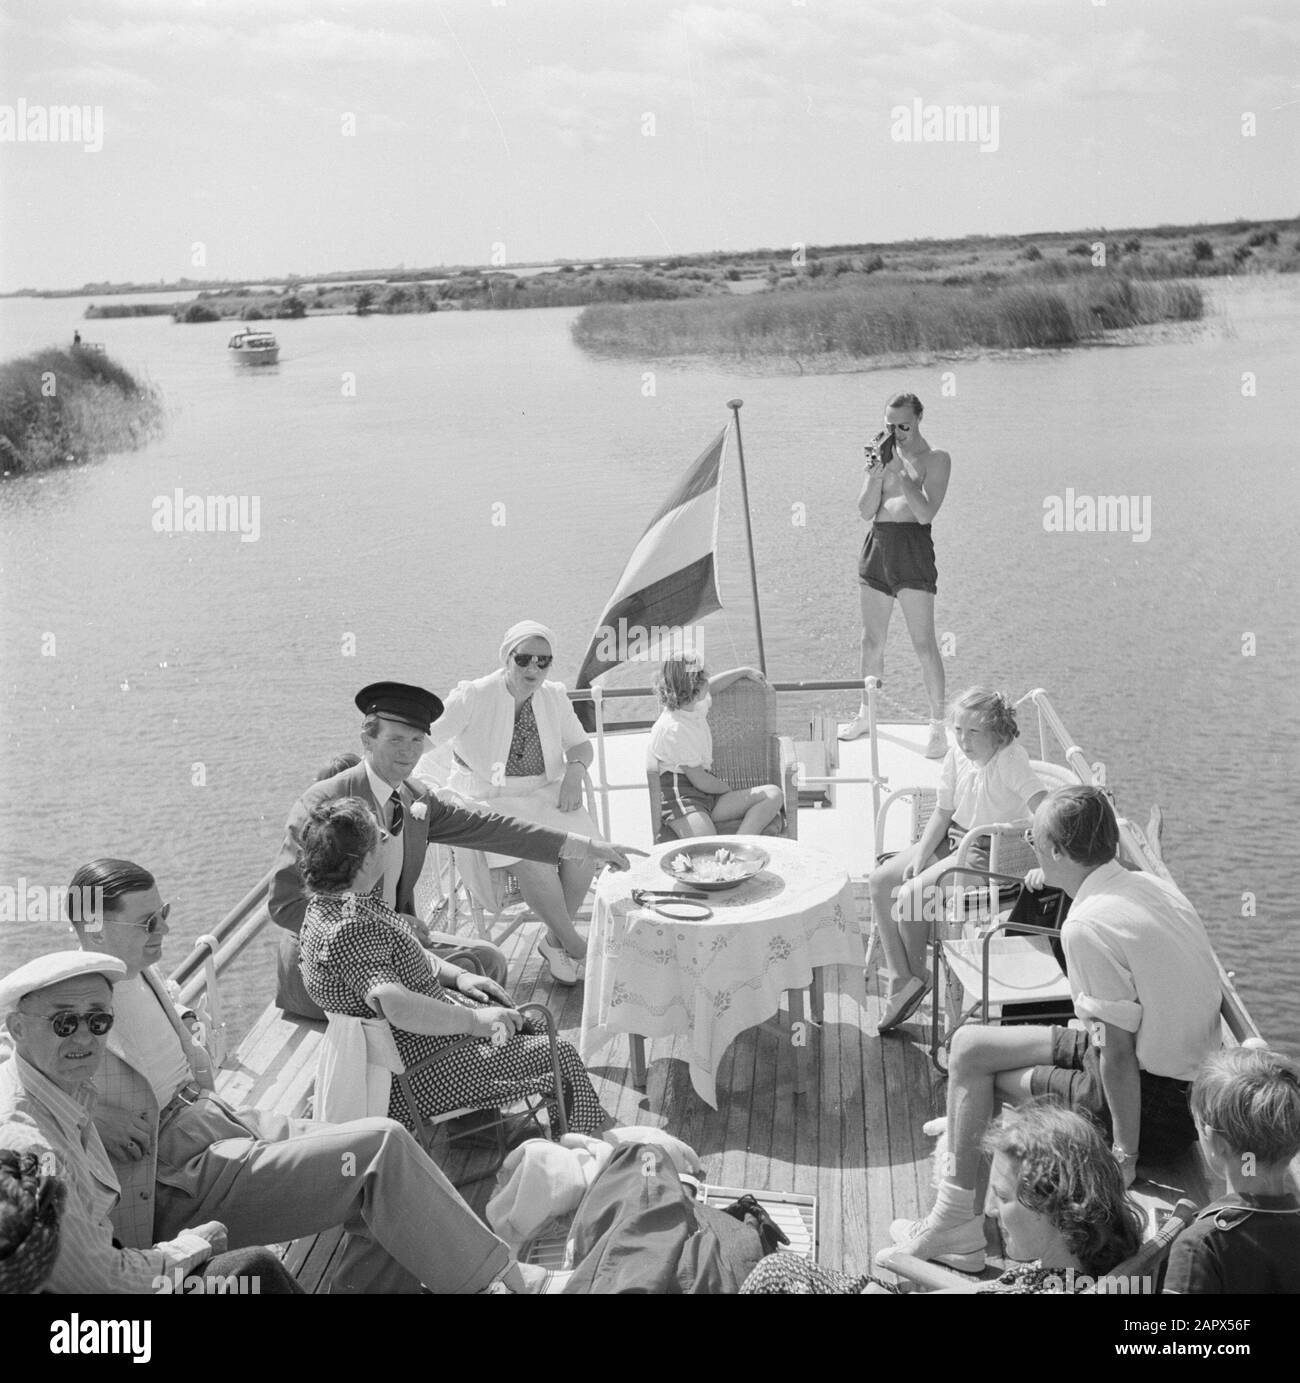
[417,669,589,797]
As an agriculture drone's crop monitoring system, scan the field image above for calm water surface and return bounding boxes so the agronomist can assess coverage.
[2,282,1297,1051]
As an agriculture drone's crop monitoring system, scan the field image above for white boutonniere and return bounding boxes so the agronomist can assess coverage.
[410,800,429,821]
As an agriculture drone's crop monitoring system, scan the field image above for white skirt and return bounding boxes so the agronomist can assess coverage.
[448,771,598,911]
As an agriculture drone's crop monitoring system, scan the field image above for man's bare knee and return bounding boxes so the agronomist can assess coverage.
[948,1025,999,1077]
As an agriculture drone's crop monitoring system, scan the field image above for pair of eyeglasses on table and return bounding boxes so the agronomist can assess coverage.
[630,888,713,920]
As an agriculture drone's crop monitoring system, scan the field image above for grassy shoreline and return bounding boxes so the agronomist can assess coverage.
[0,347,163,477]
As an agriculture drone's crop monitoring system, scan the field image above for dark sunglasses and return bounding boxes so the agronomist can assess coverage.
[39,1010,115,1038]
[512,653,553,669]
[110,902,170,934]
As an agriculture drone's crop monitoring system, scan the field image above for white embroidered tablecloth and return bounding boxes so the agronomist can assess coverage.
[579,837,860,1107]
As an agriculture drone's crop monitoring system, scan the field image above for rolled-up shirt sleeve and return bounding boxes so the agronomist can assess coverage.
[1062,921,1143,1032]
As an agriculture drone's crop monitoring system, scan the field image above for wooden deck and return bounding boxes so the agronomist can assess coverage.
[219,898,1211,1291]
[211,717,1218,1291]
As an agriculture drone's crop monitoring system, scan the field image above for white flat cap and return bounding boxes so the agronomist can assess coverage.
[0,951,127,1015]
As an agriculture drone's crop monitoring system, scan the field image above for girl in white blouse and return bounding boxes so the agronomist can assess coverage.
[648,656,784,838]
[872,687,1048,1033]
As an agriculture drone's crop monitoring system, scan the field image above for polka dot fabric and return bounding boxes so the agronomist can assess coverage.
[300,890,607,1133]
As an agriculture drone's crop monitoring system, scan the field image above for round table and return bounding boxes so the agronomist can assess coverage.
[579,836,860,1107]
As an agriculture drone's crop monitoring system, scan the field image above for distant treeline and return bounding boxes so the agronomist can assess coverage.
[0,346,163,477]
[170,268,707,322]
[571,272,1204,362]
[10,214,1296,301]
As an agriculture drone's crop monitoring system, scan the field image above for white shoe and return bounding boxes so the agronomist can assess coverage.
[923,1116,948,1137]
[877,975,931,1033]
[838,712,872,742]
[538,936,583,985]
[883,1213,986,1273]
[925,721,948,759]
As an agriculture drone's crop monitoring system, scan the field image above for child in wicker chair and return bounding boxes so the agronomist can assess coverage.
[649,656,785,839]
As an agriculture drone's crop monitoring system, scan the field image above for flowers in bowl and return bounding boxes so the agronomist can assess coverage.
[668,847,750,883]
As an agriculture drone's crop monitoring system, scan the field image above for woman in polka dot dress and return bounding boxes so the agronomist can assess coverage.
[298,796,609,1134]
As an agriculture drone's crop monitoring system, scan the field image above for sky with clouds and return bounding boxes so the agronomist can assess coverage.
[0,0,1295,290]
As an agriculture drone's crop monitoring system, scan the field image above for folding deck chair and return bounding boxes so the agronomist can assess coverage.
[927,864,1075,1072]
[864,759,1076,979]
[422,768,604,946]
[315,998,570,1188]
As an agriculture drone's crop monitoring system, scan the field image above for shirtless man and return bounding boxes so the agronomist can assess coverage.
[840,392,951,757]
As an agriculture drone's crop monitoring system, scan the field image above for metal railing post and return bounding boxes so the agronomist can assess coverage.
[195,933,227,1066]
[866,675,883,846]
[590,686,612,841]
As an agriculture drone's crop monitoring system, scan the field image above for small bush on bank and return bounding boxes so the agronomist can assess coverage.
[0,346,164,476]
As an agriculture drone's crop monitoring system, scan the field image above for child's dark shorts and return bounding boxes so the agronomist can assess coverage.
[1028,1025,1197,1161]
[659,771,720,828]
[858,522,938,597]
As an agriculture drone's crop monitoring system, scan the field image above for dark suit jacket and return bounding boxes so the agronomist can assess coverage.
[268,761,567,937]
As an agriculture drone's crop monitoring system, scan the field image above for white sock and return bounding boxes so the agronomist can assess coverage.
[931,1179,976,1227]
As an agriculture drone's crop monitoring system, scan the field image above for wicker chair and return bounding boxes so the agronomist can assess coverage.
[645,667,799,844]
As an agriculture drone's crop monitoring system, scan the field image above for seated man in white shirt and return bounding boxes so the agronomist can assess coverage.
[883,785,1223,1272]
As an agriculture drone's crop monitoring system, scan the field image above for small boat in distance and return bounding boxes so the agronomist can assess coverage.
[227,326,280,365]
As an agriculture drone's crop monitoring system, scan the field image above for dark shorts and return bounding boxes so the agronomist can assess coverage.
[877,823,989,876]
[659,770,720,827]
[1029,1026,1197,1162]
[858,522,937,597]
[942,822,990,874]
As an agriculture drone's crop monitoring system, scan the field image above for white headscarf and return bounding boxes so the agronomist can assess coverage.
[499,620,557,666]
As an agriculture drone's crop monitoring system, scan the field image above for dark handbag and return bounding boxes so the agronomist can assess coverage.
[721,1193,790,1256]
[1003,883,1071,973]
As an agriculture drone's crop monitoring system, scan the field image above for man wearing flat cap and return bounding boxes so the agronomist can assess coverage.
[268,680,638,1019]
[0,951,259,1292]
[44,868,549,1294]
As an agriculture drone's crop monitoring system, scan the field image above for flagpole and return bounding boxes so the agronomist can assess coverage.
[727,398,767,676]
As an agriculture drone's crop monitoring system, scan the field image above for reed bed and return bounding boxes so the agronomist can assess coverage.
[0,347,164,476]
[571,274,1204,361]
[84,303,177,318]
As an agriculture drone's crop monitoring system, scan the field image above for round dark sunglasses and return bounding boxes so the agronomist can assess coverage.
[38,1010,116,1038]
[512,653,553,669]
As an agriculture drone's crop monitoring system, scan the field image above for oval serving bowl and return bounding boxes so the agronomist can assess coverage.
[659,839,770,892]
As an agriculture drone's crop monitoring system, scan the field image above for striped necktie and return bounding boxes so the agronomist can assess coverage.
[388,789,404,837]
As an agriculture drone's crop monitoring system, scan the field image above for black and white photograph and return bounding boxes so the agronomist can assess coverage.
[1,0,1296,1327]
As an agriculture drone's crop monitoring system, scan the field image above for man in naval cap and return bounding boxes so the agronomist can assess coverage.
[268,680,640,1019]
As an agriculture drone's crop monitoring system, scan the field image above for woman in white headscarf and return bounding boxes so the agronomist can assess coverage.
[415,622,598,984]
